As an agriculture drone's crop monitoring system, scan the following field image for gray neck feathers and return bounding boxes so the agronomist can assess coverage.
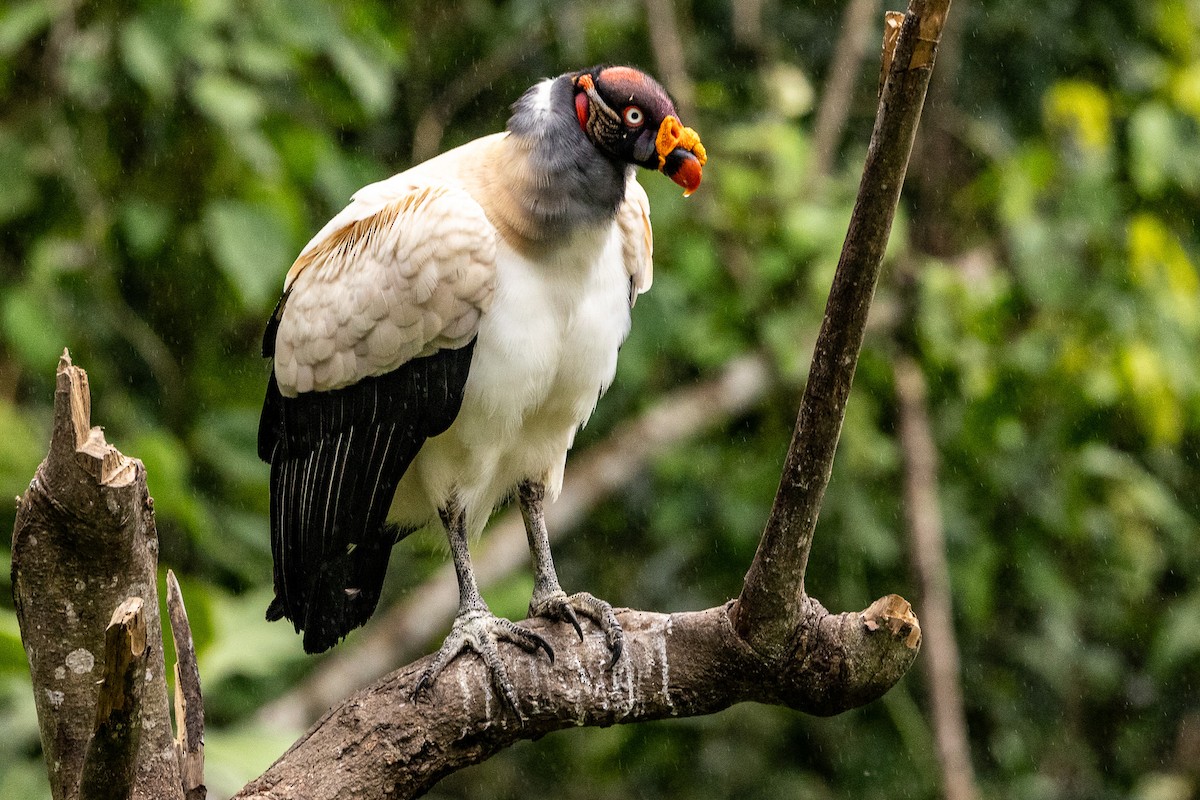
[495,76,628,244]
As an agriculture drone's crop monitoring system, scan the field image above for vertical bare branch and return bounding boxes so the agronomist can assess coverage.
[166,571,206,800]
[731,0,766,51]
[894,357,980,800]
[79,598,148,800]
[11,351,183,800]
[733,0,953,657]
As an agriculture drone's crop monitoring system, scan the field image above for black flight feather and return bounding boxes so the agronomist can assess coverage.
[258,338,476,653]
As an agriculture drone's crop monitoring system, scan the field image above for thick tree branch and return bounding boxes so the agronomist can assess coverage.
[235,597,918,800]
[733,0,951,657]
[11,351,183,800]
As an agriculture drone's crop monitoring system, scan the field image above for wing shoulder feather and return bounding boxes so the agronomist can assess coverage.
[618,176,654,307]
[272,178,496,396]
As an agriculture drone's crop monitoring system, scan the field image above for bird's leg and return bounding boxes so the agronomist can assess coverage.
[412,495,552,714]
[518,480,624,666]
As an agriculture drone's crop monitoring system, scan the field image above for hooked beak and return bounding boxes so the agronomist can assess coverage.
[663,149,704,196]
[655,115,707,196]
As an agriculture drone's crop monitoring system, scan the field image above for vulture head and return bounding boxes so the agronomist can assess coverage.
[571,65,707,196]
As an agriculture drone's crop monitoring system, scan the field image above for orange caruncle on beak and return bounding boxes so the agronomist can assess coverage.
[655,115,707,196]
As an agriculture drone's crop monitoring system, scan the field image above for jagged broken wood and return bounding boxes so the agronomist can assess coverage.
[11,352,203,800]
[79,597,148,800]
[11,352,183,800]
[167,570,207,800]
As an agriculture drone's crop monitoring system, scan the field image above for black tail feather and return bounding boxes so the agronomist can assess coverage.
[260,340,475,653]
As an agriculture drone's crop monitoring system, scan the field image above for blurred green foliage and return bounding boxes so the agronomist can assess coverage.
[2,0,1199,798]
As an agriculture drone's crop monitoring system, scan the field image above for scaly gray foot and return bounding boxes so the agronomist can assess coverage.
[529,590,624,667]
[412,608,553,715]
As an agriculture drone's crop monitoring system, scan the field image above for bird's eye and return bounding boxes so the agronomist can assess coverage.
[623,106,645,127]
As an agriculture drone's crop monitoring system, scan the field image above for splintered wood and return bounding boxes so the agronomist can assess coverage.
[12,351,184,800]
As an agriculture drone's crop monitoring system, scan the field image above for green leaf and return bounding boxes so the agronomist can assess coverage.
[1150,590,1200,676]
[233,37,293,80]
[190,73,265,129]
[0,399,43,503]
[119,198,172,258]
[202,201,292,309]
[0,761,51,800]
[119,16,176,101]
[131,430,208,535]
[0,131,36,223]
[0,611,28,676]
[204,721,302,799]
[314,147,384,209]
[191,408,269,489]
[1129,103,1177,197]
[200,588,305,684]
[329,37,394,118]
[259,0,339,50]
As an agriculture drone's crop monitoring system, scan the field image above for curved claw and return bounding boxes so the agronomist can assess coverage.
[529,591,582,641]
[412,672,431,700]
[564,605,584,641]
[510,622,555,664]
[529,590,624,667]
[595,602,624,668]
[607,634,624,669]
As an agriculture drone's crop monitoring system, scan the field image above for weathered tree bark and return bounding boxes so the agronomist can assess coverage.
[12,353,184,800]
[78,597,148,800]
[236,598,918,800]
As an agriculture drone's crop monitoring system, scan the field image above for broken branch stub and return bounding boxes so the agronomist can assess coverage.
[78,597,148,800]
[11,351,184,800]
[167,570,206,800]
